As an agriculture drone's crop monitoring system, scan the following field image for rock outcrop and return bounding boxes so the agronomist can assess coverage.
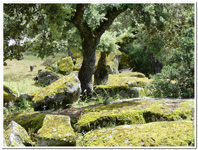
[77,121,194,146]
[75,99,194,132]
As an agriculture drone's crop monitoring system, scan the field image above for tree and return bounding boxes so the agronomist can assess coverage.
[4,4,130,97]
[146,4,194,98]
[94,31,119,85]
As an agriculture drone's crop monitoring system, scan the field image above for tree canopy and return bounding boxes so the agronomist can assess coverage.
[3,3,194,98]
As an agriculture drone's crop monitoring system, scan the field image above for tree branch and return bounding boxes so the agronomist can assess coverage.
[68,4,93,38]
[95,6,129,37]
[72,4,85,25]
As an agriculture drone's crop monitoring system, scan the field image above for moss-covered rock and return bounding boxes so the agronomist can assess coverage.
[3,85,19,104]
[32,74,81,111]
[4,112,48,133]
[94,72,150,98]
[94,86,145,98]
[77,121,194,146]
[4,91,16,104]
[75,99,194,132]
[118,72,146,78]
[57,57,74,74]
[37,115,76,146]
[38,70,60,86]
[4,121,33,147]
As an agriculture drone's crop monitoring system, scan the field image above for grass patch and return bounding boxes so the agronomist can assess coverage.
[3,53,66,94]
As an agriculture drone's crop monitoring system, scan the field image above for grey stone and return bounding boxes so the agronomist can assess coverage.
[38,70,60,86]
[33,74,81,111]
[19,93,32,101]
[4,121,33,147]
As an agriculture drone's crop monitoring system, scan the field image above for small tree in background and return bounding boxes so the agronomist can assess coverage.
[94,31,119,85]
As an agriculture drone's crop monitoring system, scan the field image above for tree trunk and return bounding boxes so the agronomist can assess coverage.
[78,37,100,99]
[94,51,109,85]
[70,4,129,99]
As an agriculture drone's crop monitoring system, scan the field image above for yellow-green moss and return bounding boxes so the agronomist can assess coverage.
[57,57,74,73]
[37,115,76,144]
[4,85,18,96]
[3,91,16,103]
[3,85,19,103]
[107,73,150,87]
[75,99,194,132]
[33,74,77,102]
[118,72,146,78]
[78,121,194,146]
[4,112,48,133]
[107,50,122,62]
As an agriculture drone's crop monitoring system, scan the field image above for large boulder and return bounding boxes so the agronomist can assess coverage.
[38,70,60,86]
[37,115,76,146]
[57,57,74,75]
[4,121,33,147]
[33,74,81,111]
[77,121,194,146]
[75,99,194,133]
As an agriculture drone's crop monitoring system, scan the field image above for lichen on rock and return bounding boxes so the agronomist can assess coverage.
[77,121,194,146]
[94,72,150,98]
[37,115,76,146]
[57,57,74,75]
[37,69,60,86]
[32,74,81,111]
[4,121,33,147]
[4,112,48,133]
[3,85,19,104]
[75,99,194,133]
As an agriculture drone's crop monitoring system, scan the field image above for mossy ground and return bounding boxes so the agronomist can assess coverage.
[77,121,194,146]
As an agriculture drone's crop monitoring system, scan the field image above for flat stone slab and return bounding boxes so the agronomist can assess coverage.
[37,115,76,146]
[77,121,194,146]
[75,99,194,132]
